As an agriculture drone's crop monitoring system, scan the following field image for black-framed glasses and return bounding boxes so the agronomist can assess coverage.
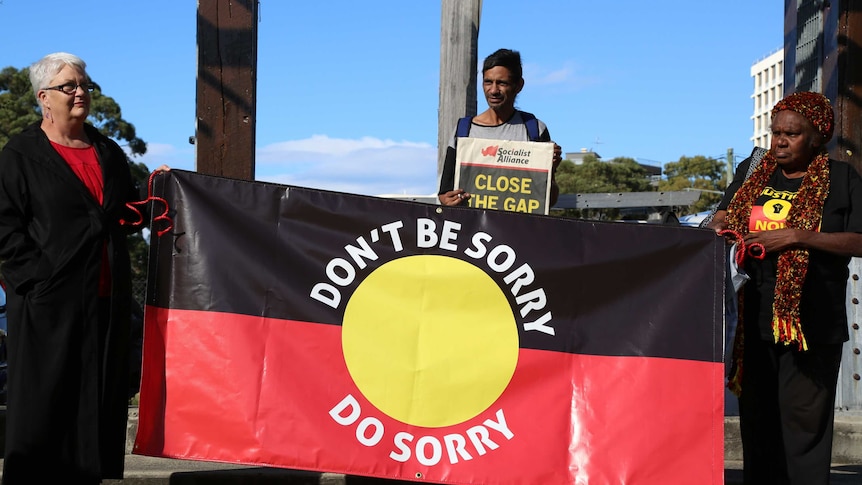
[42,82,95,95]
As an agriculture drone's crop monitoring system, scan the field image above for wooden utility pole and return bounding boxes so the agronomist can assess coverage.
[832,0,862,411]
[438,0,482,185]
[785,0,862,174]
[195,0,258,180]
[785,0,862,410]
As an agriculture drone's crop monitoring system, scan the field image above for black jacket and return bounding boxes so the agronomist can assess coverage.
[0,122,139,482]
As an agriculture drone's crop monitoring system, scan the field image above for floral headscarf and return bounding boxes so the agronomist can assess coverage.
[773,91,834,143]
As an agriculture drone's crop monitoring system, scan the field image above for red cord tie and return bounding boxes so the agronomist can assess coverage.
[120,170,173,236]
[717,229,766,265]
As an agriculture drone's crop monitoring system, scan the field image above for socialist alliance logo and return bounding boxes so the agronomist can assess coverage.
[481,145,499,157]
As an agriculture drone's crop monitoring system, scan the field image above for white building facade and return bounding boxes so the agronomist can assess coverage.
[751,49,784,149]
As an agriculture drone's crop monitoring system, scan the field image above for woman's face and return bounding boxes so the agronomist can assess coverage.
[39,64,90,123]
[770,109,822,173]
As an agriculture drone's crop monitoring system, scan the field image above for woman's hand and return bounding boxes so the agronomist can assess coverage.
[706,210,728,233]
[438,189,470,206]
[743,228,800,253]
[744,228,862,257]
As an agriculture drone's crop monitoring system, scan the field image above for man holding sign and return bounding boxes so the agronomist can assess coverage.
[438,48,562,211]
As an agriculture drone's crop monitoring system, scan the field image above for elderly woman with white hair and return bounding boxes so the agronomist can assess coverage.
[0,52,165,484]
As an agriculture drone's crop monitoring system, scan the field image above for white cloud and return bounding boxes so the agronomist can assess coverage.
[133,136,441,198]
[256,135,439,197]
[260,135,430,158]
[523,61,598,89]
[134,142,196,172]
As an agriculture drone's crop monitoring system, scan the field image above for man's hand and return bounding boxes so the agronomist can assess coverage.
[548,143,562,207]
[552,143,562,170]
[438,189,471,206]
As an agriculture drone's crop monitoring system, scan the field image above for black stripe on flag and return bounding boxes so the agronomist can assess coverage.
[148,171,723,363]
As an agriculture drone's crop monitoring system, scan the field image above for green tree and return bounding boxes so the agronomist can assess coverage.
[0,65,154,302]
[0,66,147,156]
[0,67,37,147]
[658,155,726,214]
[557,155,652,194]
[555,155,653,219]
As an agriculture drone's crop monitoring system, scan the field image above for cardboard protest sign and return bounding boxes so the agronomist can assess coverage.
[455,137,554,214]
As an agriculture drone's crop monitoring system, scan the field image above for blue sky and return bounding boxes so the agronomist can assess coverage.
[1,1,782,196]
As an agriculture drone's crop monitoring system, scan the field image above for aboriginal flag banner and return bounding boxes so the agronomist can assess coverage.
[135,170,725,485]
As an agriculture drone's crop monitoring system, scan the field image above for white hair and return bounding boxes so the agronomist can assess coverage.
[28,52,88,107]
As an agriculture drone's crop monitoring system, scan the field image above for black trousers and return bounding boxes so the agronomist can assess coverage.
[739,338,842,485]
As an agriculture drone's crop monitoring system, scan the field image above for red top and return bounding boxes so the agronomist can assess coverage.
[51,142,111,296]
[50,142,104,204]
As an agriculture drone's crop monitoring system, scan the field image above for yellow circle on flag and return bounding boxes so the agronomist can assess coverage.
[342,255,519,428]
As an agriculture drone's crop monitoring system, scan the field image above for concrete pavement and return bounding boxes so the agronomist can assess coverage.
[0,409,859,483]
[91,455,860,485]
[0,453,859,484]
[106,412,862,484]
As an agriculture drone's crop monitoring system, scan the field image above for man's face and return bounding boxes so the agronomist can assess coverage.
[483,66,523,112]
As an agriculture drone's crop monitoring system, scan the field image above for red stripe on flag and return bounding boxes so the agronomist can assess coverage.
[458,162,549,173]
[136,308,723,485]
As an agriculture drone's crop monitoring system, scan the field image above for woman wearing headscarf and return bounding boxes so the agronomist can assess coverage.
[708,91,862,485]
[0,52,166,484]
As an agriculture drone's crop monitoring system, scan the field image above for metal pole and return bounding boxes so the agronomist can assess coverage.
[726,147,734,183]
